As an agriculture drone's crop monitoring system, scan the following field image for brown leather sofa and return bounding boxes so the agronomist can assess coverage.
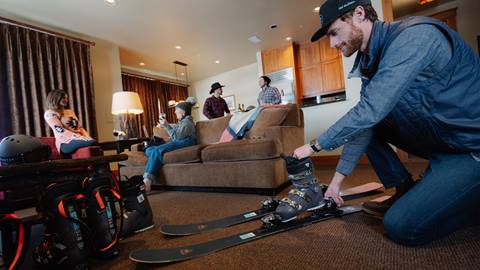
[119,104,304,195]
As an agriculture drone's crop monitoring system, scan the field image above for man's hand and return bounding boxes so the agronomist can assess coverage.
[293,144,314,159]
[324,182,344,206]
[324,172,346,206]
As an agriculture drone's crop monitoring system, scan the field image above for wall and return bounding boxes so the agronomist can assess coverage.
[90,38,123,142]
[190,63,260,121]
[398,0,480,52]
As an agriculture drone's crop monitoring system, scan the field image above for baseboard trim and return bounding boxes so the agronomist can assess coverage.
[151,180,291,196]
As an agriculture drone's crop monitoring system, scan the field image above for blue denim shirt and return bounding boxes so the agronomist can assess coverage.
[317,18,480,175]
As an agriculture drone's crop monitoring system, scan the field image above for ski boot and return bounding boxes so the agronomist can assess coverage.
[274,156,324,222]
[120,175,154,238]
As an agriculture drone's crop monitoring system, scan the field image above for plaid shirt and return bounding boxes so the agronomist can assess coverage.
[257,86,281,105]
[203,96,230,119]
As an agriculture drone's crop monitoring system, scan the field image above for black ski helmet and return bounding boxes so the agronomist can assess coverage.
[0,134,51,165]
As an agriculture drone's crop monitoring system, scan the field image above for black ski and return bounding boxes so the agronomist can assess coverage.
[130,204,362,264]
[160,182,382,236]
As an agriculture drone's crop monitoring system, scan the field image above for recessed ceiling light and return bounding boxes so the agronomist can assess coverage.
[139,62,145,66]
[313,6,320,12]
[104,0,116,6]
[181,72,185,76]
[175,45,182,50]
[286,37,292,41]
[269,24,278,29]
[215,60,220,64]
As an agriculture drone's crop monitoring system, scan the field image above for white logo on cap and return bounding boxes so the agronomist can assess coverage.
[339,0,356,10]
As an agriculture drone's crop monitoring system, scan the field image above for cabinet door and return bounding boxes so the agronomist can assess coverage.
[319,37,339,61]
[276,44,294,70]
[262,49,278,74]
[298,42,321,68]
[299,65,323,98]
[321,58,345,93]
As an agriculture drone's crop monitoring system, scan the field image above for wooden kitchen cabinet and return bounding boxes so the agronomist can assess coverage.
[298,42,321,68]
[296,37,344,98]
[298,65,323,98]
[261,38,345,101]
[262,48,279,75]
[321,58,345,93]
[319,37,339,61]
[261,44,294,74]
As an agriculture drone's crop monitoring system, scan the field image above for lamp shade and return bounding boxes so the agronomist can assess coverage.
[112,91,144,115]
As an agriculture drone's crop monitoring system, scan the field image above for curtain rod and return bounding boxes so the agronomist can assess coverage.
[122,72,189,87]
[0,16,95,46]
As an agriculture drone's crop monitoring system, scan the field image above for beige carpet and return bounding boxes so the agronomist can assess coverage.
[92,163,480,270]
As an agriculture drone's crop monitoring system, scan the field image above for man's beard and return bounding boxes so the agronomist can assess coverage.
[341,24,363,57]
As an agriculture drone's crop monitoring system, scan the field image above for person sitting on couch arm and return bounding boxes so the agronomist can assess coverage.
[143,97,197,192]
[44,89,96,155]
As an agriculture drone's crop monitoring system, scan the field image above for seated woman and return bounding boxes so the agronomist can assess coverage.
[143,97,197,192]
[44,89,96,155]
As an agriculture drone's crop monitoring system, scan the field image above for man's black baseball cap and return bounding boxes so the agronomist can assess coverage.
[311,0,371,42]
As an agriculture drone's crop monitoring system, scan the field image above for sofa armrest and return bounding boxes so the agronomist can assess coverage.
[263,126,305,155]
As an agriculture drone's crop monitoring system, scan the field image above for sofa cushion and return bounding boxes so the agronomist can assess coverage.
[196,115,232,145]
[163,144,204,164]
[245,107,289,139]
[201,139,280,162]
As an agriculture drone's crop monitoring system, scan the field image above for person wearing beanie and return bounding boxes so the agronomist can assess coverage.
[257,76,281,106]
[203,82,230,119]
[142,97,197,192]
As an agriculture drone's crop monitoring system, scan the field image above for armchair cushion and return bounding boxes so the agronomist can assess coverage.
[201,139,280,162]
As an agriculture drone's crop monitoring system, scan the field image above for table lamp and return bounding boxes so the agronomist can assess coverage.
[112,91,144,139]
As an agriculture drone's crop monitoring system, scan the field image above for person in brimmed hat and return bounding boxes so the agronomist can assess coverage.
[203,82,230,119]
[293,0,480,245]
[257,75,281,106]
[143,97,197,192]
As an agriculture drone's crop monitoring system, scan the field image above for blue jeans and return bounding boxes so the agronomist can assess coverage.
[60,139,97,154]
[143,137,196,180]
[366,118,480,246]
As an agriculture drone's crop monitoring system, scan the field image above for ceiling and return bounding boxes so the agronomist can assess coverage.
[0,0,325,82]
[0,0,457,82]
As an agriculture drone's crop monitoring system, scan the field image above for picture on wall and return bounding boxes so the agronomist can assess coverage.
[224,95,236,111]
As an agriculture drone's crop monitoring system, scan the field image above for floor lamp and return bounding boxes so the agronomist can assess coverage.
[111,91,144,139]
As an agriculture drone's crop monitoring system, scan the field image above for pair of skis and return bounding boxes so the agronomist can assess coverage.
[129,182,383,264]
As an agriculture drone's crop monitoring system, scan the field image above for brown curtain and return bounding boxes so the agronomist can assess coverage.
[121,74,188,137]
[0,23,97,139]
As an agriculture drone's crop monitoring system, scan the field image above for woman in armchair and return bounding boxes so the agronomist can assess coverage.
[44,89,96,155]
[143,97,197,191]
